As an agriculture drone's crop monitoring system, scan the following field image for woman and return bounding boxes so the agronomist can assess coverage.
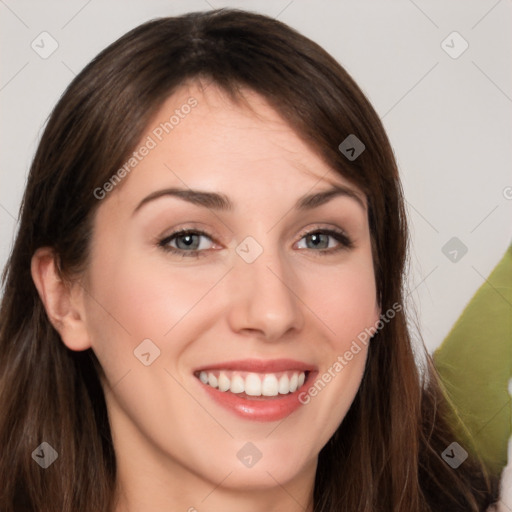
[0,9,500,511]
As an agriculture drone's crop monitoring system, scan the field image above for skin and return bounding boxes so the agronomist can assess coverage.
[32,82,380,512]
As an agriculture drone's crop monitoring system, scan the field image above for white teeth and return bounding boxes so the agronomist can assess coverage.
[230,374,245,394]
[245,373,262,396]
[261,374,279,396]
[218,371,230,392]
[208,372,218,388]
[278,374,290,394]
[197,370,307,397]
[289,373,298,392]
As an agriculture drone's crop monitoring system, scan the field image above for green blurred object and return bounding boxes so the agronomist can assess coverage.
[434,243,512,475]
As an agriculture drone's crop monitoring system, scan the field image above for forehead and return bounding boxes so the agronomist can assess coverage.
[106,81,365,210]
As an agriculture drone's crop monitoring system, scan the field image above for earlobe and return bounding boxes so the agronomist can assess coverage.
[31,247,92,351]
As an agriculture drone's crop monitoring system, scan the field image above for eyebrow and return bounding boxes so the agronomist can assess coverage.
[132,184,366,215]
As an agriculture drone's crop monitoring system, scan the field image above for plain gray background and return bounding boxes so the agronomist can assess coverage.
[1,0,511,353]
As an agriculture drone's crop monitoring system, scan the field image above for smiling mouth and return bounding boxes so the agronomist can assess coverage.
[193,369,311,398]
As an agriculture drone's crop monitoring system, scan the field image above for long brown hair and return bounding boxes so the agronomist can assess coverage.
[0,9,499,511]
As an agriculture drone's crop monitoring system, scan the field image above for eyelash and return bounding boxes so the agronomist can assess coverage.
[158,227,354,258]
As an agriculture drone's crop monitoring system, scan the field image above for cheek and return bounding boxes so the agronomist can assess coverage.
[295,256,377,446]
[303,254,379,350]
[82,248,225,374]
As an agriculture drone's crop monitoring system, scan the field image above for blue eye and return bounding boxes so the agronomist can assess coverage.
[158,230,213,257]
[296,229,353,254]
[158,228,353,258]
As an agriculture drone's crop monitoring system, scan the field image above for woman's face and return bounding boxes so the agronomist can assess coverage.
[80,82,379,497]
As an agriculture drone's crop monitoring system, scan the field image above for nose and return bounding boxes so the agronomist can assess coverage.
[226,246,305,342]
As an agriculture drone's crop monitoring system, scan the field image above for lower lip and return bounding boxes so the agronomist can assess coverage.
[196,372,317,422]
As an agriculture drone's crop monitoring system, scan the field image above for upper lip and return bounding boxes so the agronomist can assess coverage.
[193,358,317,374]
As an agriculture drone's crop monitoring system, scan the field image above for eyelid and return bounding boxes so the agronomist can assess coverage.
[295,223,349,241]
[157,222,221,246]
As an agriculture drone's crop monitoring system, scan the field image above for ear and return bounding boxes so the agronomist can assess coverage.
[31,247,92,351]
